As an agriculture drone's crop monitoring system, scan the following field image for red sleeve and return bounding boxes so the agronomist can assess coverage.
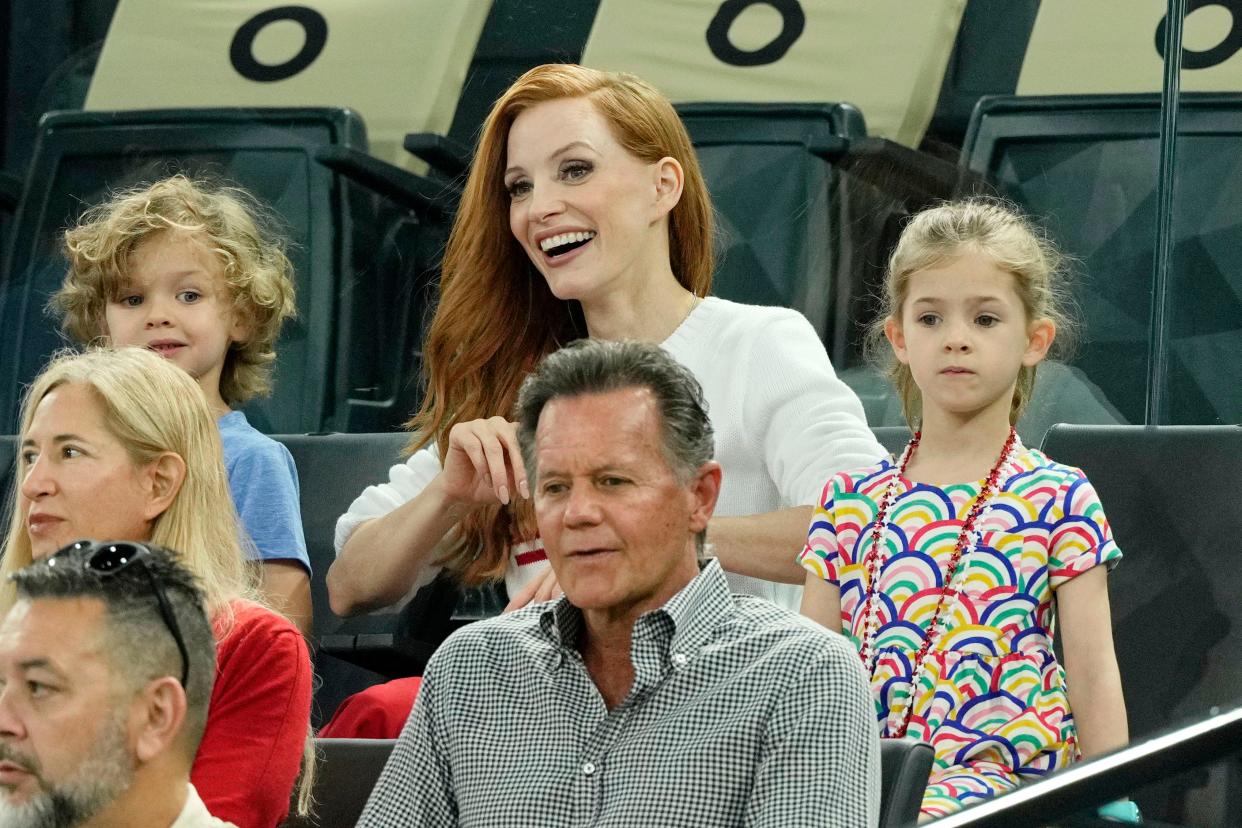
[318,676,422,739]
[191,601,312,828]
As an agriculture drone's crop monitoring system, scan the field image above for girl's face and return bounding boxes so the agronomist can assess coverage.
[504,96,681,305]
[18,383,169,559]
[885,248,1055,424]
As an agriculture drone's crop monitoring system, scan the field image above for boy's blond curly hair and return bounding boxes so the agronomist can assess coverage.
[52,175,296,404]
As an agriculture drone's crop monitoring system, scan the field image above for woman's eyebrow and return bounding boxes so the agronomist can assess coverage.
[505,140,596,177]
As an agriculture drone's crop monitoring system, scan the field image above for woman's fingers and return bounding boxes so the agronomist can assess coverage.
[446,418,531,506]
[495,419,530,499]
[479,417,515,504]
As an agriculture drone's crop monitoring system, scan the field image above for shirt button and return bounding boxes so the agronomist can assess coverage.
[672,653,689,668]
[582,762,596,776]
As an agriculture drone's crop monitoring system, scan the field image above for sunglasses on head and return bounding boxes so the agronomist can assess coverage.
[50,540,190,688]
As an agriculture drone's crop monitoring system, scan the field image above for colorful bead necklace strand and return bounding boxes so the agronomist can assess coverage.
[856,426,1019,738]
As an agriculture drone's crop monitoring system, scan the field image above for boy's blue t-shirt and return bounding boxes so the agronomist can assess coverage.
[218,410,311,573]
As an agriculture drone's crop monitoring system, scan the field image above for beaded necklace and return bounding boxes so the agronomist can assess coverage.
[856,426,1019,738]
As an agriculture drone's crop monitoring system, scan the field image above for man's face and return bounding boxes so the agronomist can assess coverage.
[0,598,134,827]
[532,387,718,626]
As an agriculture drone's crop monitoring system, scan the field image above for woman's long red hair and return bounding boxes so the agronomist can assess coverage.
[407,64,715,584]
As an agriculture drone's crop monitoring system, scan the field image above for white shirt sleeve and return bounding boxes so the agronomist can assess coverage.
[741,310,887,507]
[333,444,448,599]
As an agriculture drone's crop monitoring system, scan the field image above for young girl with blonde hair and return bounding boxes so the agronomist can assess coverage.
[800,199,1131,819]
[3,346,314,828]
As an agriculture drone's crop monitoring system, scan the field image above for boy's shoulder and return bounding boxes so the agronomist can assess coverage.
[217,411,295,470]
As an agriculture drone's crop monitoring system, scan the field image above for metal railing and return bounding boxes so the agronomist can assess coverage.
[929,705,1242,827]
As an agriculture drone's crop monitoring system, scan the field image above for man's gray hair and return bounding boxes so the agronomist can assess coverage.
[515,339,714,484]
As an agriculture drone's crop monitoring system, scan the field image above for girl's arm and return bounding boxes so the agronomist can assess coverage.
[800,572,843,633]
[1057,564,1129,758]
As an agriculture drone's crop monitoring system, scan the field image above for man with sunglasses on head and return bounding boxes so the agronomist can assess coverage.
[0,540,233,828]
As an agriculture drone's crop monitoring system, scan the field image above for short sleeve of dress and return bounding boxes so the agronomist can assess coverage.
[797,475,847,585]
[1049,470,1123,588]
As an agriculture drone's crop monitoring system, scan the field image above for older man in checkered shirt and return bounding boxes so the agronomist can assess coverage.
[359,339,880,827]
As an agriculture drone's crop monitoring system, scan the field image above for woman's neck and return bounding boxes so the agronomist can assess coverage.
[581,266,697,343]
[904,402,1016,485]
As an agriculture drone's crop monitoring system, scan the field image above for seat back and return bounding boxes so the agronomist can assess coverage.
[676,103,867,362]
[962,93,1242,426]
[872,426,912,458]
[280,738,395,828]
[0,107,436,435]
[0,435,15,512]
[1039,425,1242,738]
[879,738,934,828]
[274,432,463,725]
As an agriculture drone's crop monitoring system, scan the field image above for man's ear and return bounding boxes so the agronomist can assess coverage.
[142,452,186,522]
[883,316,910,365]
[1023,317,1057,366]
[132,676,187,764]
[652,156,684,221]
[687,461,722,535]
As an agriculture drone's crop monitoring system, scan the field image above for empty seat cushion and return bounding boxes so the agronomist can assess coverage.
[319,677,422,740]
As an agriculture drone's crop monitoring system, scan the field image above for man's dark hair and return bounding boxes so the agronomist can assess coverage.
[10,542,217,753]
[516,338,715,483]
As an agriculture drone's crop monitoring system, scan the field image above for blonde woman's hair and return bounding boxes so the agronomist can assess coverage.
[0,345,316,815]
[866,198,1077,427]
[52,175,297,404]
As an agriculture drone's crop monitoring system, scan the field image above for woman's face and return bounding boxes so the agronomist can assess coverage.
[18,383,166,559]
[504,96,675,304]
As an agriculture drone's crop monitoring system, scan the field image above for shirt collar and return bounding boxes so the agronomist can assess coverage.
[536,558,733,663]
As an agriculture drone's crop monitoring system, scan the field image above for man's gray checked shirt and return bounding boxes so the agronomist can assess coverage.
[358,559,880,827]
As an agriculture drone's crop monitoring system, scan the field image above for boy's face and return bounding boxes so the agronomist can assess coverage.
[103,231,247,411]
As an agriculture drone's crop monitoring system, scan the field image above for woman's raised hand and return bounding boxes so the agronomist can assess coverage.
[441,417,531,507]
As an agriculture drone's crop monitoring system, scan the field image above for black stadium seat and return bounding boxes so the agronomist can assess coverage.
[274,432,461,726]
[962,93,1242,427]
[280,738,395,828]
[872,426,913,458]
[879,738,934,828]
[1040,423,1242,822]
[0,435,15,508]
[676,102,865,357]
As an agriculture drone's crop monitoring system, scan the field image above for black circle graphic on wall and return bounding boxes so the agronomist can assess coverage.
[231,6,329,82]
[707,0,806,67]
[1156,1,1242,69]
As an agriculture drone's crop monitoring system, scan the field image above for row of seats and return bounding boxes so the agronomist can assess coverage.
[4,423,1241,823]
[10,95,1234,438]
[4,424,1241,744]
